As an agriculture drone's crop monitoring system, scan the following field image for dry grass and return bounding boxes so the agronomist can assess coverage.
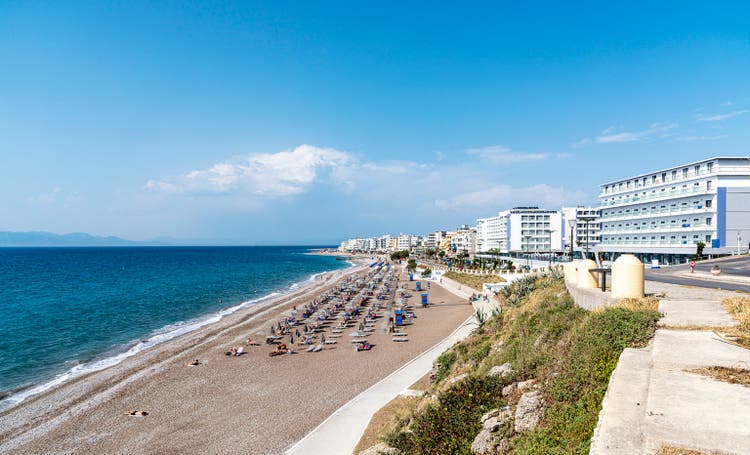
[443,271,505,291]
[657,324,732,331]
[616,296,660,312]
[688,366,750,387]
[409,373,432,391]
[721,297,750,348]
[353,395,421,454]
[655,443,718,454]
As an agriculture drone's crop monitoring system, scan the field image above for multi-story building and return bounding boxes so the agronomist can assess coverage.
[507,207,564,253]
[425,231,446,250]
[451,226,477,256]
[561,206,601,257]
[598,157,750,264]
[475,213,509,253]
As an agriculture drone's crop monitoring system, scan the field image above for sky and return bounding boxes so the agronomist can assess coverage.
[1,1,749,244]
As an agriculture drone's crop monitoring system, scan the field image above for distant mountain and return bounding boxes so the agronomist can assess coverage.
[0,231,138,247]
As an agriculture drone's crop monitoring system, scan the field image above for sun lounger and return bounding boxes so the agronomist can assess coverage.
[392,332,408,337]
[324,340,337,344]
[392,337,409,342]
[305,345,316,352]
[313,344,323,352]
[351,339,367,343]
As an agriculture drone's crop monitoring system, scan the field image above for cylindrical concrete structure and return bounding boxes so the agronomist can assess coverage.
[576,259,598,289]
[611,254,644,298]
[565,261,579,284]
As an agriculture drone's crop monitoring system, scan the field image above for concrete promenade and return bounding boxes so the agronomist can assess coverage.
[591,280,750,454]
[286,276,493,455]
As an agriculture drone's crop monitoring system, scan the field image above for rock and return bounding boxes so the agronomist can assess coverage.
[471,409,513,454]
[492,340,505,351]
[471,427,496,454]
[428,366,438,383]
[359,442,398,455]
[516,379,536,392]
[447,373,468,385]
[487,362,514,379]
[501,383,516,397]
[514,390,544,433]
[481,408,500,424]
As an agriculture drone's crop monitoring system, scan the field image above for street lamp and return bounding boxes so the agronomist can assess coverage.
[567,219,576,261]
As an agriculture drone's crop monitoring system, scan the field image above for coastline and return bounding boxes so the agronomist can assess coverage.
[0,259,473,454]
[0,255,357,412]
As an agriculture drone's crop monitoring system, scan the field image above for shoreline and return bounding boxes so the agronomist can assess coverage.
[0,256,364,412]
[0,259,473,454]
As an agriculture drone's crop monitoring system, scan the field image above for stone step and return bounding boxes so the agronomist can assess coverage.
[642,329,750,454]
[658,299,737,328]
[651,329,750,370]
[590,344,652,454]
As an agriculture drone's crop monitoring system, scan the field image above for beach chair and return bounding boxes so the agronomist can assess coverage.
[312,344,323,352]
[305,345,316,352]
[392,337,409,342]
[324,339,337,345]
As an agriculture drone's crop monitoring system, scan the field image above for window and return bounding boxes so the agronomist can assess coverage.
[707,180,712,190]
[695,165,700,174]
[706,235,712,242]
[706,217,712,226]
[683,168,688,178]
[706,200,712,208]
[707,162,713,173]
[662,172,667,182]
[672,170,677,180]
[652,175,657,184]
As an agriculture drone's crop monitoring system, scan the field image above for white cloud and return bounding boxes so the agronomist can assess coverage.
[670,134,728,142]
[434,184,592,210]
[696,110,747,122]
[579,122,677,145]
[465,145,552,163]
[146,145,354,197]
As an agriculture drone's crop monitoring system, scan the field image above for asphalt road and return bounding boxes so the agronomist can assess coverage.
[646,255,750,292]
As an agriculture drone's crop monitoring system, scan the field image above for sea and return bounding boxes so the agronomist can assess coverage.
[0,246,349,409]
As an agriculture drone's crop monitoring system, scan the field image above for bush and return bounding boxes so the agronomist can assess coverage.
[387,375,506,455]
[434,350,458,383]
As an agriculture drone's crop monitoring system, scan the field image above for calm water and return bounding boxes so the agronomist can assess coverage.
[0,246,347,407]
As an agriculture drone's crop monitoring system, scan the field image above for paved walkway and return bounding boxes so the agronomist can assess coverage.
[591,281,750,454]
[287,277,493,455]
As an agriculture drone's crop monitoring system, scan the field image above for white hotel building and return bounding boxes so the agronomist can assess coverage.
[598,157,750,264]
[475,207,564,254]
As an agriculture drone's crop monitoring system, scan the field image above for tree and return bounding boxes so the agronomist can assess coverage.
[696,241,706,257]
[407,259,417,272]
[422,268,432,277]
[438,250,446,258]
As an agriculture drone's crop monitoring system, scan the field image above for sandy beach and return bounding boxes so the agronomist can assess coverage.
[0,260,473,454]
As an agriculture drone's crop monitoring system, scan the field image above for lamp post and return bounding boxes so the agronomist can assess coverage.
[567,219,576,261]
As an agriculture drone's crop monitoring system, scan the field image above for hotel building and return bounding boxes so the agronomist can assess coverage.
[561,206,602,257]
[598,157,750,264]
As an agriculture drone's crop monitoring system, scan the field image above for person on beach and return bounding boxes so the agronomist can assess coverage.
[187,359,201,366]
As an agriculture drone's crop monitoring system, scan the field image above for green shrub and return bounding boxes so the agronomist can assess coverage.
[434,350,458,383]
[387,375,506,455]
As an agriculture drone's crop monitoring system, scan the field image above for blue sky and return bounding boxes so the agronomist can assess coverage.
[1,2,749,244]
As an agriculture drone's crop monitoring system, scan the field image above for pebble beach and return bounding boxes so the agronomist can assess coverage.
[0,259,473,454]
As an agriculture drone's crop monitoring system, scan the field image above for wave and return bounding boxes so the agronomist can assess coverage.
[0,265,348,411]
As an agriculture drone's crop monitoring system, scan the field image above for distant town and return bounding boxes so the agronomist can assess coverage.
[340,157,750,267]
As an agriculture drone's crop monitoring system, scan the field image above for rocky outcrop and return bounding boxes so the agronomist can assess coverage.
[471,408,513,454]
[514,390,544,433]
[487,362,514,379]
[447,373,468,385]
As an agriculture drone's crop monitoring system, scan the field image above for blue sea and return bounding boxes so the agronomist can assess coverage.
[0,246,348,408]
